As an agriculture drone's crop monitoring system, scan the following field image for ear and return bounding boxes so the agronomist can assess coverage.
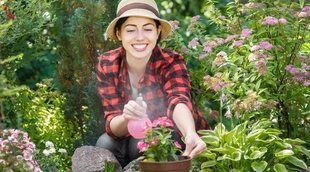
[116,30,122,41]
[157,25,162,38]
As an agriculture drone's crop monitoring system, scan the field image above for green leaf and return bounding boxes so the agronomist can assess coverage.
[275,149,294,159]
[199,151,217,159]
[201,160,217,168]
[198,130,215,136]
[298,146,310,158]
[217,151,241,161]
[284,138,306,145]
[201,135,219,146]
[299,0,305,8]
[273,163,288,172]
[244,147,267,160]
[286,156,307,169]
[214,123,226,138]
[275,141,292,149]
[251,161,267,172]
[246,129,265,141]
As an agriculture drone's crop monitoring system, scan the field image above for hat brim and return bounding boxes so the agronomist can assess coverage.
[105,9,172,40]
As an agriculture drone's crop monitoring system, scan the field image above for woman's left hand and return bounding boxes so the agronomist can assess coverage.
[182,132,206,158]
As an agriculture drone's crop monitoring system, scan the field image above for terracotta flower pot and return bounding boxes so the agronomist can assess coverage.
[139,156,191,172]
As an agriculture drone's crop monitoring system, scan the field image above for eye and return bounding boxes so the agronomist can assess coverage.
[126,29,136,33]
[144,28,153,32]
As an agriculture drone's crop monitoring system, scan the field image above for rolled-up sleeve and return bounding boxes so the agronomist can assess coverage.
[96,54,123,138]
[162,53,194,118]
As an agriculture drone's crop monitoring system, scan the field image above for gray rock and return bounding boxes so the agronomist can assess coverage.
[72,146,122,172]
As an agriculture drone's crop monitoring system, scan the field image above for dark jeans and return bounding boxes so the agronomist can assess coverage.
[96,132,185,167]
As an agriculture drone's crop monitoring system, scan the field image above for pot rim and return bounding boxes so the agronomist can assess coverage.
[139,155,191,164]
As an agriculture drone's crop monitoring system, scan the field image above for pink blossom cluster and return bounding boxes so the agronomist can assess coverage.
[203,73,231,92]
[243,2,266,10]
[285,64,310,86]
[169,20,180,30]
[0,129,42,171]
[248,41,273,75]
[232,90,262,117]
[212,51,228,67]
[136,116,182,161]
[262,16,287,25]
[152,116,174,128]
[187,15,201,33]
[202,28,252,55]
[188,38,199,49]
[298,6,310,18]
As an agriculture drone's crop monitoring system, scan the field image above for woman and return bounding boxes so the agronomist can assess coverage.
[96,0,209,167]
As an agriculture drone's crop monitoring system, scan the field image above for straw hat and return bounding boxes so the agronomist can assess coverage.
[105,0,172,40]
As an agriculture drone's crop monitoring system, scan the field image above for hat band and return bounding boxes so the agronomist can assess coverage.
[117,3,159,17]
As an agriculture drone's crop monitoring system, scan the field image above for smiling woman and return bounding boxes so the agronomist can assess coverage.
[95,0,209,168]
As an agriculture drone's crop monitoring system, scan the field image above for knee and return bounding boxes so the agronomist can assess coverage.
[96,133,116,150]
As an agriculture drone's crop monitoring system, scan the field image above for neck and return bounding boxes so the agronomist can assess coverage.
[126,55,150,77]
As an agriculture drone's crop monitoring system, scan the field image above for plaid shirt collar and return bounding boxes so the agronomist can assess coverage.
[118,46,160,87]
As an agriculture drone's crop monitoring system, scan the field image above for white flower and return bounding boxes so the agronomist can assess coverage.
[45,141,54,148]
[216,51,228,60]
[42,29,48,35]
[26,41,33,48]
[43,149,50,156]
[0,1,5,5]
[49,147,56,154]
[58,148,67,154]
[42,11,51,21]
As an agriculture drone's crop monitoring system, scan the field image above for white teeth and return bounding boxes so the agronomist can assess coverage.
[132,44,147,49]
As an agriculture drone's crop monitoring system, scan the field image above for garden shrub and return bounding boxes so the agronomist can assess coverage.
[163,0,310,141]
[8,79,78,171]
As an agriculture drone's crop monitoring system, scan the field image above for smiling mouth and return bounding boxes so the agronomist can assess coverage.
[132,44,148,52]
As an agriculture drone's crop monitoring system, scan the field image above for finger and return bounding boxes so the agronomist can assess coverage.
[182,143,194,157]
[189,142,206,158]
[127,101,147,117]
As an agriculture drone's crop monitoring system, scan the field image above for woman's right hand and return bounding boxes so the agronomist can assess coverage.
[122,99,147,121]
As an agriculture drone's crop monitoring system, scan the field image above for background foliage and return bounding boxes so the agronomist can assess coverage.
[1,0,309,171]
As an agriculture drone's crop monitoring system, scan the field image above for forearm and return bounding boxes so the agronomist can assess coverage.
[110,114,129,137]
[172,103,196,137]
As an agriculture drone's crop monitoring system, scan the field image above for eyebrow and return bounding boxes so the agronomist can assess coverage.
[124,23,155,27]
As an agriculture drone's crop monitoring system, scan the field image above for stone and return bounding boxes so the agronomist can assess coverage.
[72,146,122,172]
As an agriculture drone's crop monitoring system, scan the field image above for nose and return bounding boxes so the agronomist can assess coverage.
[135,30,145,40]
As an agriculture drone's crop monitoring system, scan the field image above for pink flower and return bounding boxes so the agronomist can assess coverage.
[241,28,252,38]
[225,34,238,43]
[250,45,261,51]
[259,41,273,50]
[224,109,232,118]
[278,18,287,24]
[152,117,174,128]
[231,40,244,48]
[203,46,212,53]
[215,38,225,45]
[137,140,149,152]
[169,20,179,30]
[190,15,200,23]
[188,38,199,49]
[298,6,310,18]
[174,141,182,149]
[150,139,158,145]
[256,59,268,75]
[262,16,279,25]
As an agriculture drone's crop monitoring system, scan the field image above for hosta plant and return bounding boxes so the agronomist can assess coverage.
[195,119,310,172]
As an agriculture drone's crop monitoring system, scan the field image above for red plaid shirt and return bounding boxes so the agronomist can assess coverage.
[97,46,207,138]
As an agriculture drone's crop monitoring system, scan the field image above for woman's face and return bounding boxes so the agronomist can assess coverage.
[116,16,161,60]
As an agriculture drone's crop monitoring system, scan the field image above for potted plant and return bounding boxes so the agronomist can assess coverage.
[135,116,191,172]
